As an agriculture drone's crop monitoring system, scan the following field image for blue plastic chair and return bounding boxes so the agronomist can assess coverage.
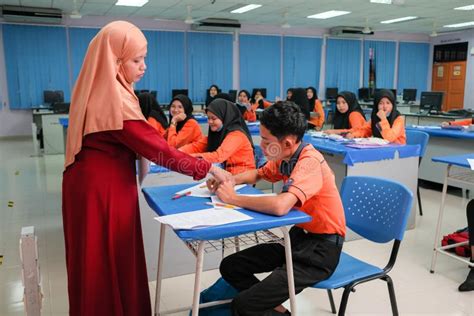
[312,176,413,315]
[406,130,429,216]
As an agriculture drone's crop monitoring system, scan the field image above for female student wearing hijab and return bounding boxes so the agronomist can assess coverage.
[138,92,168,137]
[306,86,325,130]
[346,89,406,144]
[236,89,257,122]
[62,21,231,316]
[286,88,294,100]
[180,99,256,175]
[205,84,220,107]
[251,88,272,109]
[166,94,202,148]
[325,91,366,134]
[289,87,311,121]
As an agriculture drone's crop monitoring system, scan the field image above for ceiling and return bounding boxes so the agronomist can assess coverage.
[1,0,473,35]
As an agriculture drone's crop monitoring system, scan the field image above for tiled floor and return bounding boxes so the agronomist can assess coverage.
[0,137,473,315]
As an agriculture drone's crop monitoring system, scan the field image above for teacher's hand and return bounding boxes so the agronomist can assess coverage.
[209,165,234,185]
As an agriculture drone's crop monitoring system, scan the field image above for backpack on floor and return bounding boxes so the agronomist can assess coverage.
[441,227,471,258]
[188,277,238,316]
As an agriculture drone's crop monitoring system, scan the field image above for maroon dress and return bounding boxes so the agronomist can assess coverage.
[62,120,210,315]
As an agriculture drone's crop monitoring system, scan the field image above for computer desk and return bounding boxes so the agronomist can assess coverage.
[142,184,311,316]
[430,154,474,273]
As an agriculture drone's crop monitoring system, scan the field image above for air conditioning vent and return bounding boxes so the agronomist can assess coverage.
[191,18,241,32]
[1,5,63,24]
[330,26,374,37]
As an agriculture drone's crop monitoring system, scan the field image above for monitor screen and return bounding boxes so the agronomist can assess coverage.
[150,90,157,99]
[172,89,188,97]
[326,87,338,100]
[420,92,443,111]
[43,90,63,104]
[358,88,370,101]
[403,89,417,102]
[228,90,237,102]
[52,102,70,114]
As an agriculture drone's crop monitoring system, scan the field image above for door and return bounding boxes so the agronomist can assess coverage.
[431,61,466,111]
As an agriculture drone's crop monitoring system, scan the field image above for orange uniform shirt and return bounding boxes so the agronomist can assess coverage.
[180,130,255,175]
[334,111,367,133]
[350,116,406,144]
[166,119,202,148]
[257,144,346,237]
[243,103,257,122]
[308,99,325,128]
[450,118,473,126]
[147,117,167,137]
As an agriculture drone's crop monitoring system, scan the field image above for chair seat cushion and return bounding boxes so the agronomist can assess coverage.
[312,252,383,289]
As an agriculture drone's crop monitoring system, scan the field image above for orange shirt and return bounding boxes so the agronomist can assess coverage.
[180,130,255,175]
[350,116,406,144]
[450,118,473,126]
[243,103,257,122]
[147,117,167,137]
[252,100,272,110]
[166,119,202,148]
[336,111,367,133]
[257,144,346,237]
[308,99,325,128]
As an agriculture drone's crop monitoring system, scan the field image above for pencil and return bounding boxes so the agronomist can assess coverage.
[172,191,191,200]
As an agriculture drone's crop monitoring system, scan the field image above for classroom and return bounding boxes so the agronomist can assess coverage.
[0,0,473,315]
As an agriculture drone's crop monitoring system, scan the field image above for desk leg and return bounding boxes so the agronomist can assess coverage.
[192,241,205,316]
[280,227,296,315]
[430,165,450,273]
[154,224,166,316]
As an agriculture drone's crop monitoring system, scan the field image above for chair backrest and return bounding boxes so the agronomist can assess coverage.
[405,130,429,158]
[340,176,413,243]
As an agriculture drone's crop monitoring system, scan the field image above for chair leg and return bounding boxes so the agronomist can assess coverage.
[338,286,353,316]
[383,275,399,316]
[327,289,337,314]
[417,185,423,216]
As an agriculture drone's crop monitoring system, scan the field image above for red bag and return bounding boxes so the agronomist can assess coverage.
[441,227,471,258]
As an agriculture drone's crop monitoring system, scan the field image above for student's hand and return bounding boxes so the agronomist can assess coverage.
[310,112,320,118]
[325,129,340,135]
[215,180,237,204]
[345,133,354,139]
[206,178,219,193]
[441,121,450,127]
[315,126,322,131]
[172,113,187,124]
[255,95,263,102]
[377,109,387,121]
[209,165,234,185]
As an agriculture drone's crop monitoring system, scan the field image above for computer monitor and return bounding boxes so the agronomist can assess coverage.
[251,88,267,99]
[172,89,188,97]
[43,90,63,104]
[52,102,70,114]
[228,90,237,102]
[150,90,157,99]
[325,87,338,101]
[420,91,444,112]
[390,89,397,99]
[403,89,417,103]
[358,88,370,101]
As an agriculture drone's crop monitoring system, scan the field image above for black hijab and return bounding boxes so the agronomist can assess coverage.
[333,91,365,130]
[306,86,318,107]
[289,88,311,120]
[205,84,220,106]
[206,99,254,152]
[286,88,294,100]
[138,92,168,129]
[169,94,194,132]
[371,89,400,139]
[251,88,267,109]
[235,90,251,116]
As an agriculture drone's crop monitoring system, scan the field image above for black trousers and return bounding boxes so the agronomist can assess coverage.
[220,226,343,316]
[468,199,474,247]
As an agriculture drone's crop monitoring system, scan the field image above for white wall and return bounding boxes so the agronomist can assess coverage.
[0,16,432,137]
[430,28,474,109]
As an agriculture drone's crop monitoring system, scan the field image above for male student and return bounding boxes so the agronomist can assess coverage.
[208,101,346,316]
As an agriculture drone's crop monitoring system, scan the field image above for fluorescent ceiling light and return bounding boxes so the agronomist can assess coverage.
[380,16,417,24]
[231,4,262,14]
[443,21,474,28]
[115,0,148,7]
[454,4,474,10]
[307,10,351,19]
[370,0,392,4]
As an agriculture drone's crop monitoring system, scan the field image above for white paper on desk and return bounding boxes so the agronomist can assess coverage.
[154,208,252,230]
[138,157,150,186]
[467,159,474,171]
[175,183,246,198]
[412,125,442,130]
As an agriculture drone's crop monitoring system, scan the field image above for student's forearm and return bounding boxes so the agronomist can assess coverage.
[228,195,292,216]
[233,169,260,185]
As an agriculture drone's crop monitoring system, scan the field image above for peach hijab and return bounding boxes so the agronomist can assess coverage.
[65,21,147,168]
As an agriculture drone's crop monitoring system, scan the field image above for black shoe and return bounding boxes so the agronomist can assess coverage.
[458,269,474,292]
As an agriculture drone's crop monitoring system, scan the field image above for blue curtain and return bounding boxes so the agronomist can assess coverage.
[283,36,322,93]
[3,24,69,109]
[187,32,233,103]
[135,31,185,104]
[325,38,361,94]
[240,34,281,100]
[363,40,396,89]
[398,42,430,99]
[68,27,100,88]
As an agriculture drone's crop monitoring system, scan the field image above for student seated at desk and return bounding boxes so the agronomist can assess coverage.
[205,84,220,107]
[325,91,366,134]
[180,99,255,175]
[138,92,168,137]
[166,94,202,148]
[288,88,311,123]
[459,200,474,292]
[346,89,406,144]
[306,86,325,130]
[441,118,473,127]
[209,101,346,316]
[252,89,272,109]
[236,90,257,122]
[286,88,294,100]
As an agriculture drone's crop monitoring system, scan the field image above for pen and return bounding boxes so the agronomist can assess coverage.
[206,202,235,209]
[172,191,191,200]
